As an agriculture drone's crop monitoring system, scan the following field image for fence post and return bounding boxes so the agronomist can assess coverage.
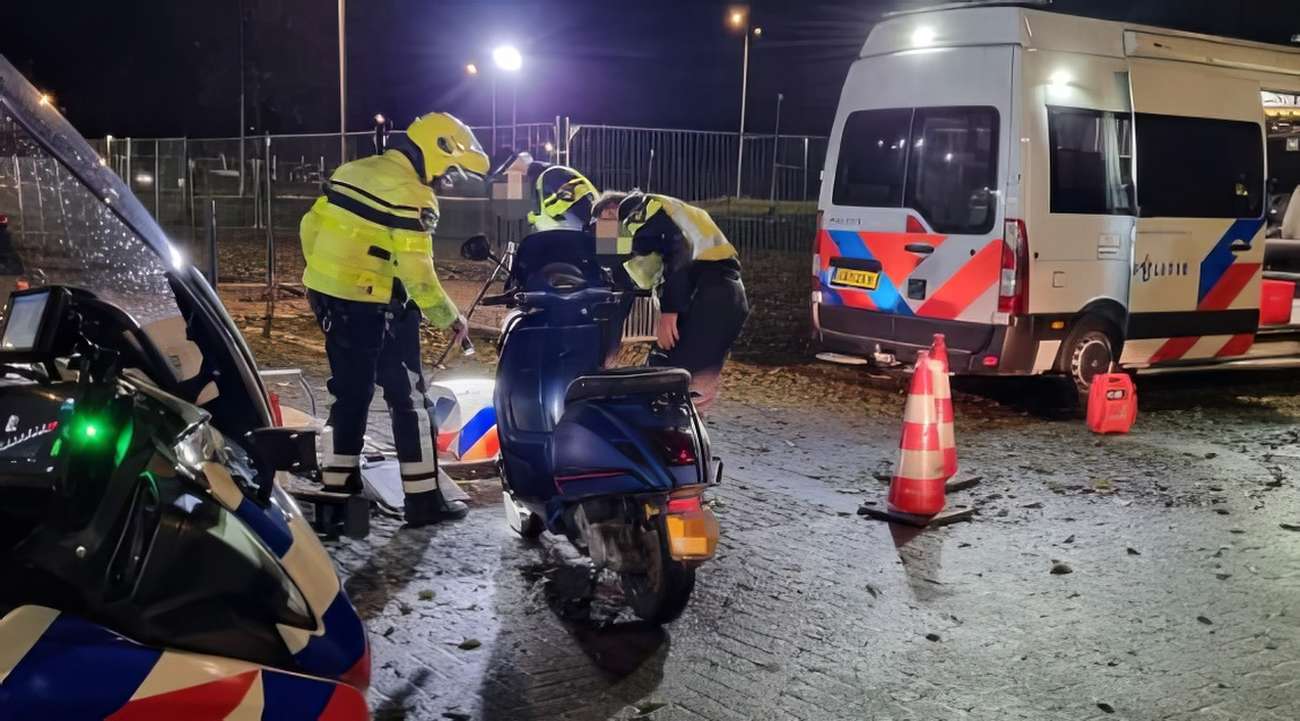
[769,93,784,206]
[207,198,219,286]
[153,140,161,219]
[802,137,810,202]
[125,137,132,190]
[262,132,276,338]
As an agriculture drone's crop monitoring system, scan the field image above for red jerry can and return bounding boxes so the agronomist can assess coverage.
[1087,373,1136,434]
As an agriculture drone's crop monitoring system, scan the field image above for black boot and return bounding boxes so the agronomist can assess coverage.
[322,467,364,495]
[404,489,469,527]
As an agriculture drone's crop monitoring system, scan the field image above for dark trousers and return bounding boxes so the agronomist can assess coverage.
[308,290,440,496]
[649,268,749,410]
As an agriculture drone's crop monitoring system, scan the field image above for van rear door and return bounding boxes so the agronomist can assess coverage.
[818,46,1013,352]
[1123,60,1266,365]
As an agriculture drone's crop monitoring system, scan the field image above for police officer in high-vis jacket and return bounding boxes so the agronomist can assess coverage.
[300,111,489,526]
[619,193,749,410]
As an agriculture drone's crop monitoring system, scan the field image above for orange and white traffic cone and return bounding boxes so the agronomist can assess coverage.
[929,334,958,479]
[887,350,947,517]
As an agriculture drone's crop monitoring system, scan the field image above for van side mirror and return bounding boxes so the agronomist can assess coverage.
[461,234,492,262]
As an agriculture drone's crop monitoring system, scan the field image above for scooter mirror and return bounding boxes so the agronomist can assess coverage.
[461,234,492,262]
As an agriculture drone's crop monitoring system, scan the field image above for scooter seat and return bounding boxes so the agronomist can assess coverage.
[565,367,692,404]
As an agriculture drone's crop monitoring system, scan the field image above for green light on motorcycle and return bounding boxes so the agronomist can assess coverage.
[68,413,112,448]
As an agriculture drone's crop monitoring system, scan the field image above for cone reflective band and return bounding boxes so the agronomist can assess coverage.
[888,351,948,516]
[928,335,957,479]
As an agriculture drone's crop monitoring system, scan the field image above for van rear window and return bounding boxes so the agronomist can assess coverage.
[1136,113,1263,219]
[832,106,999,235]
[832,109,911,208]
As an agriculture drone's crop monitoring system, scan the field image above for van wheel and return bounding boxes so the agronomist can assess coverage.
[1058,318,1118,395]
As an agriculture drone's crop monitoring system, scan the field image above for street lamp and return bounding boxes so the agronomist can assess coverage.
[465,62,479,76]
[728,7,758,198]
[491,44,524,153]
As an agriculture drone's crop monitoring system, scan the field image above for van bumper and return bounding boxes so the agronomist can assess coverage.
[813,303,1038,374]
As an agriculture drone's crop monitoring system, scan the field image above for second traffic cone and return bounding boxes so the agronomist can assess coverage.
[888,350,947,516]
[929,334,958,479]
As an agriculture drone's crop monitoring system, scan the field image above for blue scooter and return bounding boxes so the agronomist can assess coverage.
[460,230,721,623]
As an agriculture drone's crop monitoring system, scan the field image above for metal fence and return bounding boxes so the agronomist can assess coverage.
[89,119,823,225]
[566,124,825,202]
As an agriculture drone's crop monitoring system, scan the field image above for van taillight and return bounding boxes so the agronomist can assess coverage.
[998,219,1029,315]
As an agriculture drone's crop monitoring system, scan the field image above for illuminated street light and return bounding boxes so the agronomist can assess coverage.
[373,113,385,124]
[489,45,524,153]
[728,7,755,198]
[38,93,52,107]
[492,45,523,72]
[465,62,479,76]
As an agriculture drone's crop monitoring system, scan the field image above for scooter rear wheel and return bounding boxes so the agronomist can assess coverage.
[621,526,696,624]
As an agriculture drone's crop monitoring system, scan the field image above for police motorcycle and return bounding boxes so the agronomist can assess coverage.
[0,57,369,717]
[458,227,722,624]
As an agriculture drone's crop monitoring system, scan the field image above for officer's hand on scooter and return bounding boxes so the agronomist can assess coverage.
[451,314,475,356]
[657,312,679,351]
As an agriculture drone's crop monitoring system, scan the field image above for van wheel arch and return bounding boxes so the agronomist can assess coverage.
[1054,305,1126,393]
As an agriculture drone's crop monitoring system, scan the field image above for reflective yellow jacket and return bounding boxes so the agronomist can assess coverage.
[300,150,459,328]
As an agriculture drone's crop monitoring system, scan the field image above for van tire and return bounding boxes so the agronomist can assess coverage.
[1057,317,1119,395]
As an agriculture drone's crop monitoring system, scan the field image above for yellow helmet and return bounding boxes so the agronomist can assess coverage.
[527,164,599,231]
[405,112,489,183]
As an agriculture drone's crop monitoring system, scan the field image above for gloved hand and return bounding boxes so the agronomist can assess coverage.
[450,314,474,355]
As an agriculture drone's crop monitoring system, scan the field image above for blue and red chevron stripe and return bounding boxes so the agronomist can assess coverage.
[1198,218,1265,310]
[0,609,367,720]
[1149,218,1266,363]
[817,228,1001,321]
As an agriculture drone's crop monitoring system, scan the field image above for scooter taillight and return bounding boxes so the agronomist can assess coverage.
[667,494,703,514]
[655,429,698,466]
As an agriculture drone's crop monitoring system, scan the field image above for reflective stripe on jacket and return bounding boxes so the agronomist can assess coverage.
[300,150,459,327]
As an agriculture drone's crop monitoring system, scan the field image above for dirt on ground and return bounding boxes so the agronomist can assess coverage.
[228,286,1300,721]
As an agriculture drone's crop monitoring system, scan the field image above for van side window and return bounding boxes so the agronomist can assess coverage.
[905,107,999,234]
[1047,107,1134,215]
[832,109,912,208]
[1135,114,1263,219]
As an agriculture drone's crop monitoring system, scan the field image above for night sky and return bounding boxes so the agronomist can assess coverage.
[2,1,1298,139]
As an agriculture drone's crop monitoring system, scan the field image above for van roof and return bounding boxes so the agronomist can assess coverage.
[863,6,1300,82]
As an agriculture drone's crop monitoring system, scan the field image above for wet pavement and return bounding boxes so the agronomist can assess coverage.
[260,338,1300,721]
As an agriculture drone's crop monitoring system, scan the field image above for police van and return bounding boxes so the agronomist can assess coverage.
[812,1,1300,391]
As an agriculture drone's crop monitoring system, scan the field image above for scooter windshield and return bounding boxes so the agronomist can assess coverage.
[0,55,181,328]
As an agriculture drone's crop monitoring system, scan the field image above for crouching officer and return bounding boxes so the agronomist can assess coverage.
[619,193,749,410]
[300,111,489,526]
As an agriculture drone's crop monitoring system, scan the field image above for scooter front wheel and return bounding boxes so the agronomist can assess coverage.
[503,489,544,539]
[621,526,696,623]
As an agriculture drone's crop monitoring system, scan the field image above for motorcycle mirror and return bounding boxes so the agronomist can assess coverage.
[245,427,319,501]
[461,234,493,262]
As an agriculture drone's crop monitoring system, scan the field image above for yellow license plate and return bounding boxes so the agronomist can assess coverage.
[832,267,879,290]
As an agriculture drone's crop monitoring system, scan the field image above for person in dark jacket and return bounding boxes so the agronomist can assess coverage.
[619,193,749,410]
